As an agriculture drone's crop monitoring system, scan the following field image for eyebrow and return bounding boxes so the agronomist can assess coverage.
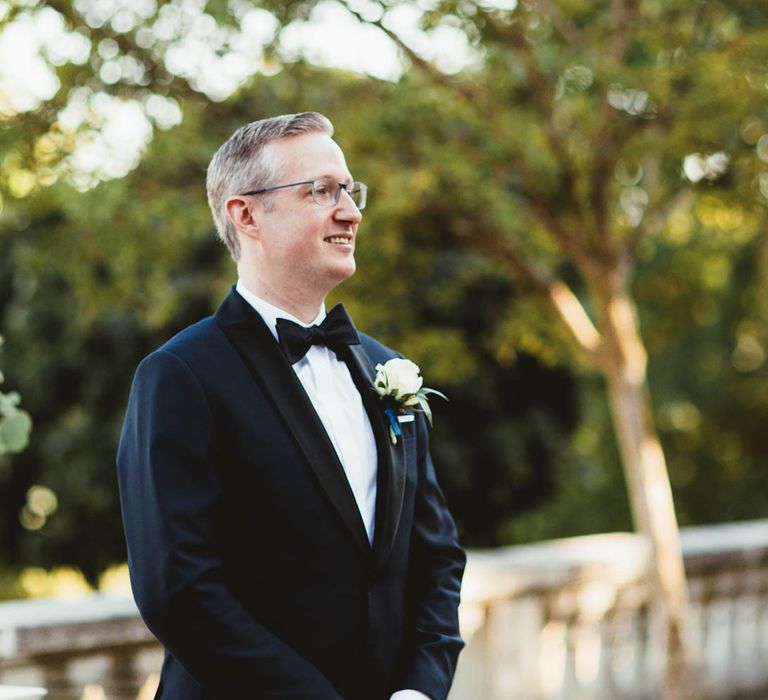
[314,174,354,186]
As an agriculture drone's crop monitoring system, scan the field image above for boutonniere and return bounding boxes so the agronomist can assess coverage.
[373,358,447,444]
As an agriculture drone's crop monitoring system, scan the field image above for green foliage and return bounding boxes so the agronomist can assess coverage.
[0,336,32,456]
[0,391,32,454]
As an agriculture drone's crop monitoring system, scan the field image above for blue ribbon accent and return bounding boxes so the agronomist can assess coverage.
[384,408,402,438]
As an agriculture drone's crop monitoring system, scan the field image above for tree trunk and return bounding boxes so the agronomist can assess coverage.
[594,267,693,699]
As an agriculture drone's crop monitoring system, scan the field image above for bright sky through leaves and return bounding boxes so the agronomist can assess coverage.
[0,0,482,191]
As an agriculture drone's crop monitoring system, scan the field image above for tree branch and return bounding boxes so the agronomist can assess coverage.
[343,4,479,102]
[609,0,640,62]
[589,123,619,242]
[516,162,600,278]
[588,0,640,243]
[475,233,604,367]
[522,0,585,50]
[478,9,577,206]
[46,0,191,97]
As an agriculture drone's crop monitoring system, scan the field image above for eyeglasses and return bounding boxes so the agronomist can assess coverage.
[240,176,367,210]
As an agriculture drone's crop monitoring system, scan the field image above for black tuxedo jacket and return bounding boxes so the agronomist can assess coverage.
[117,288,465,700]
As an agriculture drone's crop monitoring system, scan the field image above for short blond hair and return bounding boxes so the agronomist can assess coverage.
[206,112,334,261]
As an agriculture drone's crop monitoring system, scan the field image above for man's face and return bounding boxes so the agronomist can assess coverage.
[252,132,362,299]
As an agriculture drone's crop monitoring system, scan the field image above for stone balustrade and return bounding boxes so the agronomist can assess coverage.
[0,596,161,699]
[2,519,768,699]
[452,520,768,699]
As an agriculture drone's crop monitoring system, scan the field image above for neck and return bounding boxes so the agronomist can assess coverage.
[238,269,324,324]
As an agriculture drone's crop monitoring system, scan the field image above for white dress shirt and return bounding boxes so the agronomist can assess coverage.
[236,282,430,700]
[237,280,378,542]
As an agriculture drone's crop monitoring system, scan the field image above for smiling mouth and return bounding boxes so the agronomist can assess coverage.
[324,235,353,245]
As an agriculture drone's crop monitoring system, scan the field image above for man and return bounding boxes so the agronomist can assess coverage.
[117,112,465,700]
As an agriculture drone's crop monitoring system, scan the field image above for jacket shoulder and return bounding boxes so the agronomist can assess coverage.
[140,316,224,372]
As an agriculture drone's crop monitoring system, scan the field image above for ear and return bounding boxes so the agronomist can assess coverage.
[225,195,261,241]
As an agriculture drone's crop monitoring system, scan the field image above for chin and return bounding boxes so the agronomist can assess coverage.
[328,261,356,287]
[338,256,356,277]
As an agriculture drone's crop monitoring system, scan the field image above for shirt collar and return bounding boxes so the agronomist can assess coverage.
[235,279,326,343]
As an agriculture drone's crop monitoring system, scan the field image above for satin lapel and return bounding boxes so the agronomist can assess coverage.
[345,342,406,569]
[214,289,370,554]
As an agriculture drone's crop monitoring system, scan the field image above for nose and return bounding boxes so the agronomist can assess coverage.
[335,189,363,223]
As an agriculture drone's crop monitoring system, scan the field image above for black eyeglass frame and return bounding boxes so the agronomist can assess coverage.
[239,179,367,210]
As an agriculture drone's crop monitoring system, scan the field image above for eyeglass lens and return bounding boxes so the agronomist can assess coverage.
[312,177,367,210]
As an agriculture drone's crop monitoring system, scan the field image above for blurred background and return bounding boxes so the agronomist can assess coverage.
[1,1,768,697]
[2,0,768,589]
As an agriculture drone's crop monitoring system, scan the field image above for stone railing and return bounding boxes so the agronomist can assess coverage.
[2,519,768,699]
[0,596,161,700]
[452,520,768,699]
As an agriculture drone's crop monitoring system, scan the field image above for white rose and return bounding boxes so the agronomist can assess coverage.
[375,358,423,403]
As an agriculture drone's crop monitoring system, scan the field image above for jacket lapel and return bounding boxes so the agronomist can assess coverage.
[345,343,406,570]
[214,289,371,555]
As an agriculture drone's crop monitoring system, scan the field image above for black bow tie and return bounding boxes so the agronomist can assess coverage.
[276,303,360,365]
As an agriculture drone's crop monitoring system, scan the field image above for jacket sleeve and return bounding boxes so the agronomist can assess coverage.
[395,414,466,700]
[117,349,344,700]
